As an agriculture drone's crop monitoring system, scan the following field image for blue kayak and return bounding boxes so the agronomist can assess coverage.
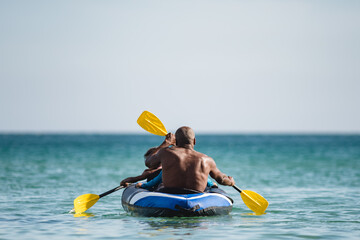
[121,185,233,217]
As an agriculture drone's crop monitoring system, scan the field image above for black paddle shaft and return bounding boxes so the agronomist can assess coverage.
[233,185,242,193]
[99,185,124,198]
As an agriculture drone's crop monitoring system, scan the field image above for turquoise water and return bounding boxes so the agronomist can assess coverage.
[1,134,360,239]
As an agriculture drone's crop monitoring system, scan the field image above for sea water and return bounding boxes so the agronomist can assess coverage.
[0,134,359,239]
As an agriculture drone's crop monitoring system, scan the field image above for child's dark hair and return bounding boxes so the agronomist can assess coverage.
[144,147,157,159]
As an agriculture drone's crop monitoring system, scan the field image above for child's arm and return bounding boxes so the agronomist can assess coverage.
[136,171,162,190]
[207,177,217,187]
[120,168,160,186]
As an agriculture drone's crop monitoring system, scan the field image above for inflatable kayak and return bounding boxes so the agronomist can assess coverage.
[121,185,233,217]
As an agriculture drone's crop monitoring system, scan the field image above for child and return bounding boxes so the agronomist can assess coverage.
[120,147,162,187]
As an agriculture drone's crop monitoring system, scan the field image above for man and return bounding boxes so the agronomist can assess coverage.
[145,126,235,192]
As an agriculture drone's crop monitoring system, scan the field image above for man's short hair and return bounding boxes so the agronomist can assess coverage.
[175,126,195,146]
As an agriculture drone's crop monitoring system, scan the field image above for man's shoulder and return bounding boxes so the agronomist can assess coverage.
[193,150,211,159]
[158,146,176,155]
[161,147,212,159]
[196,152,216,166]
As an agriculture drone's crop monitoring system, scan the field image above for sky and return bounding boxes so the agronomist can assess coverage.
[0,0,359,133]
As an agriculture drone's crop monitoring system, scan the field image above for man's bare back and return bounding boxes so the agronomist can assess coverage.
[146,127,235,192]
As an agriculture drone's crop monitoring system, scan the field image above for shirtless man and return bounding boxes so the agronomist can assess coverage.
[145,126,235,192]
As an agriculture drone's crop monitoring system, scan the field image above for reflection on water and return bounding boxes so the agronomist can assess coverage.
[144,217,208,229]
[137,217,212,238]
[73,212,95,218]
[240,212,267,216]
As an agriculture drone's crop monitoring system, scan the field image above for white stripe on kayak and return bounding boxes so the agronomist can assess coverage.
[129,192,232,205]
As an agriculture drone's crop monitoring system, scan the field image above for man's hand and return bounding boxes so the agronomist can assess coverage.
[136,182,143,188]
[165,133,176,146]
[216,175,235,186]
[225,176,235,186]
[120,178,131,187]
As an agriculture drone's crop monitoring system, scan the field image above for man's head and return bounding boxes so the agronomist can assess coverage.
[175,126,195,147]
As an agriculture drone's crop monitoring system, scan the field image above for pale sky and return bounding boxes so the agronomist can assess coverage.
[0,0,359,133]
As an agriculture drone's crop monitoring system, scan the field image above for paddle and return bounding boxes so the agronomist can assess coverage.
[73,185,124,214]
[71,112,166,214]
[137,110,269,214]
[137,111,167,136]
[233,185,268,214]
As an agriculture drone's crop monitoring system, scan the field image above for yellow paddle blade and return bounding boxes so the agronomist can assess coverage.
[137,111,167,136]
[240,190,269,214]
[73,193,100,214]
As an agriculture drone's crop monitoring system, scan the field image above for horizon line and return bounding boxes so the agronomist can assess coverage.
[0,130,359,135]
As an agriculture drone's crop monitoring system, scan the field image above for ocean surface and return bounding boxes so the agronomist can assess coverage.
[1,134,359,239]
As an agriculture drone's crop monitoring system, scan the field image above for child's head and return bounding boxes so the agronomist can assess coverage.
[144,147,157,159]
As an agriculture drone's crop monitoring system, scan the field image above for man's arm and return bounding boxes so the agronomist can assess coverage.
[145,133,175,168]
[208,158,235,186]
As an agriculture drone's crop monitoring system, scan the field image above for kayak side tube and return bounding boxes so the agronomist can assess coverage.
[121,185,233,217]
